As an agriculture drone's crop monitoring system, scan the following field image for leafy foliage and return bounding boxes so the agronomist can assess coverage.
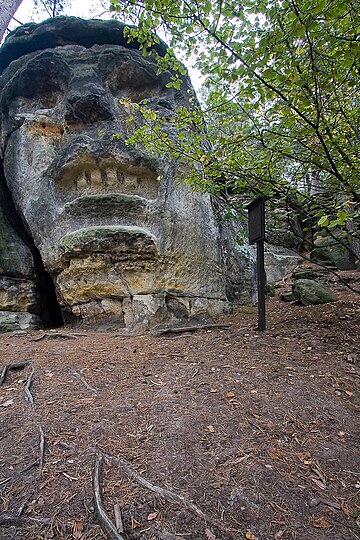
[110,0,359,261]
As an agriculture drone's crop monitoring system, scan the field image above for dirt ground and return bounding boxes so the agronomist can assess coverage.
[0,271,359,540]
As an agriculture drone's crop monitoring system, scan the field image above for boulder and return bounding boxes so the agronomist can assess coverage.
[264,244,302,284]
[292,279,337,306]
[279,291,295,302]
[0,311,40,332]
[311,234,356,270]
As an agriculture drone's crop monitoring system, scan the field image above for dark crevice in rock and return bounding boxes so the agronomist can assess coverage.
[0,161,63,328]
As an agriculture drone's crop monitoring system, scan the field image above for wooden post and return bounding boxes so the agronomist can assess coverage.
[247,197,266,332]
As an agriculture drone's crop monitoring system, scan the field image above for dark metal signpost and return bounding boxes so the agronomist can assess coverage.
[247,197,266,331]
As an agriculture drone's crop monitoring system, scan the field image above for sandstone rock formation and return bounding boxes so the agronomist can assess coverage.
[0,16,255,331]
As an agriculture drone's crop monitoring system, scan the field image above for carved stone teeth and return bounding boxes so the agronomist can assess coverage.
[91,169,102,187]
[106,169,118,187]
[77,172,88,190]
[126,174,137,190]
[72,168,156,197]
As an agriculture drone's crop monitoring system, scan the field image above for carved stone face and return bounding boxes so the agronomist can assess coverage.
[0,17,239,329]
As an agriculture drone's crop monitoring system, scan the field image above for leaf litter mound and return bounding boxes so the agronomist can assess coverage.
[0,270,359,540]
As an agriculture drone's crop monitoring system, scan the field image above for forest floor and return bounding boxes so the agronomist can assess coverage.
[0,270,359,540]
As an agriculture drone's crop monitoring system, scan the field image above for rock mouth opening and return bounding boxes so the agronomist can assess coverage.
[0,160,64,328]
[57,164,159,202]
[53,147,159,201]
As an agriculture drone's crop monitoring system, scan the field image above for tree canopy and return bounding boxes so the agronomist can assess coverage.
[110,0,359,262]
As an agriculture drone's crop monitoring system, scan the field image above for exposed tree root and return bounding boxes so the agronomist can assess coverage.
[24,368,34,406]
[129,467,205,519]
[154,323,231,336]
[31,332,86,341]
[116,459,232,535]
[0,361,29,386]
[93,453,126,540]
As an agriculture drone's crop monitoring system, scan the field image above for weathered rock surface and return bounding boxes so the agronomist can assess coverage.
[292,279,337,306]
[0,198,40,324]
[0,17,255,331]
[292,268,325,281]
[0,311,40,332]
[279,291,295,302]
[264,244,302,284]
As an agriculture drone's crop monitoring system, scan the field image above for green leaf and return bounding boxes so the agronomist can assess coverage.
[318,215,329,227]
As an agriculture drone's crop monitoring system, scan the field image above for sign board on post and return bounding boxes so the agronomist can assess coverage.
[247,197,266,331]
[248,196,265,245]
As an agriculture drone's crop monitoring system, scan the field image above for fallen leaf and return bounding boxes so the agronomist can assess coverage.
[245,532,256,540]
[207,425,215,433]
[0,399,14,407]
[72,520,84,540]
[313,516,330,528]
[226,391,236,398]
[274,531,285,539]
[210,388,218,393]
[147,512,158,521]
[268,448,282,460]
[205,528,216,540]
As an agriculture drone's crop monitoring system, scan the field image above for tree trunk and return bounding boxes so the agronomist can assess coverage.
[0,0,24,43]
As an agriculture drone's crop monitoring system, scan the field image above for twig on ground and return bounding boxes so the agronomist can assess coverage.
[93,453,126,540]
[79,346,94,353]
[114,504,124,533]
[0,362,30,386]
[24,368,34,406]
[154,323,231,336]
[18,499,28,516]
[0,478,10,487]
[74,370,97,393]
[20,460,38,473]
[39,427,45,470]
[0,514,50,526]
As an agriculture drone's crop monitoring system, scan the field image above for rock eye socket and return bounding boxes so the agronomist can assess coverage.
[9,56,69,111]
[98,50,161,100]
